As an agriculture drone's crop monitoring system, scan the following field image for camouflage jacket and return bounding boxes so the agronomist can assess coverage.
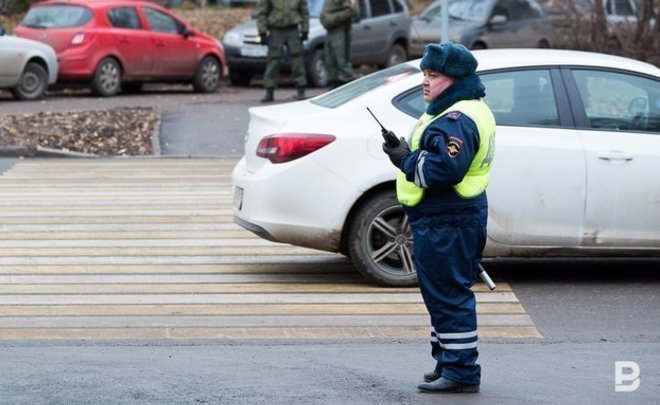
[257,0,310,34]
[320,0,359,31]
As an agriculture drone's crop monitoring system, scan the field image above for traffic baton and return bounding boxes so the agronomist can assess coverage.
[478,263,496,291]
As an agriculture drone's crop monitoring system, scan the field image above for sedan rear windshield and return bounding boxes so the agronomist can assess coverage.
[311,64,420,108]
[21,5,93,28]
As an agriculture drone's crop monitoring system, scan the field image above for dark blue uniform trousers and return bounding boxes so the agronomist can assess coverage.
[410,203,487,385]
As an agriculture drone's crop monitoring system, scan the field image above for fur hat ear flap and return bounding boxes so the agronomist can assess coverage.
[419,41,478,78]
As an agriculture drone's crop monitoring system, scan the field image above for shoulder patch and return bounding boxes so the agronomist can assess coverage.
[447,136,464,158]
[446,111,462,121]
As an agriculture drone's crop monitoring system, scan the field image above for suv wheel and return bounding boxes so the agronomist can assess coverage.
[384,44,407,68]
[91,57,121,97]
[306,48,328,88]
[347,190,417,287]
[12,62,48,101]
[229,69,253,86]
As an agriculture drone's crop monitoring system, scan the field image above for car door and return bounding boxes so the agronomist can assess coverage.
[106,6,153,78]
[564,68,660,248]
[141,6,196,77]
[480,68,587,247]
[351,0,391,64]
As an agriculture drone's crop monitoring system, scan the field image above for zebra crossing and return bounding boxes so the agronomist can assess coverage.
[0,158,541,340]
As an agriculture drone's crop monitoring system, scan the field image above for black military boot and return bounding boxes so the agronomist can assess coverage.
[296,87,306,100]
[418,377,480,393]
[261,88,274,103]
[423,371,440,382]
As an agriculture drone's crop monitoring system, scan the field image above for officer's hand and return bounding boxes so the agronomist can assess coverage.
[300,32,308,42]
[260,33,268,45]
[382,136,410,168]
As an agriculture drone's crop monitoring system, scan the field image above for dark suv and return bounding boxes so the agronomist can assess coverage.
[222,0,410,87]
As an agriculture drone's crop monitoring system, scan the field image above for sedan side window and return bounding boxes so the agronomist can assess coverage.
[143,7,181,34]
[107,7,142,29]
[571,69,660,133]
[481,69,560,127]
[370,0,391,17]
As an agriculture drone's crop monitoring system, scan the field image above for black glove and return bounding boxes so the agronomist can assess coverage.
[260,33,268,45]
[300,32,308,42]
[382,136,410,168]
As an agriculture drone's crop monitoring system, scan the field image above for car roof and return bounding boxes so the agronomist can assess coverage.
[465,49,659,77]
[34,0,164,9]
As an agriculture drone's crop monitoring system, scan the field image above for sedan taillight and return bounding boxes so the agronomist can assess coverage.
[256,134,335,164]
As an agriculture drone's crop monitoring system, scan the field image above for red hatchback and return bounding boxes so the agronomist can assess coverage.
[15,0,226,96]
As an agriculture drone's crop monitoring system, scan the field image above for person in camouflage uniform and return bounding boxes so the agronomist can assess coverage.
[321,0,359,89]
[257,0,310,102]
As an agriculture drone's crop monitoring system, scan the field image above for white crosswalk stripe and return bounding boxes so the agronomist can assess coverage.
[0,159,542,341]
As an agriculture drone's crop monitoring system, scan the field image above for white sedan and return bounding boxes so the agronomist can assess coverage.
[0,25,58,100]
[232,49,660,286]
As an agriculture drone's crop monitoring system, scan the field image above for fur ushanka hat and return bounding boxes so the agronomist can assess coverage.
[419,41,478,79]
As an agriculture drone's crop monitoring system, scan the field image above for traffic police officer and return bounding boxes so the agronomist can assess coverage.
[320,0,359,89]
[257,0,310,102]
[382,41,496,393]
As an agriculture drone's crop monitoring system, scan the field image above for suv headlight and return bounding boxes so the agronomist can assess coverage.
[223,31,241,46]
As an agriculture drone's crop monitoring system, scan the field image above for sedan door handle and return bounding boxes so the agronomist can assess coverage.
[597,151,633,162]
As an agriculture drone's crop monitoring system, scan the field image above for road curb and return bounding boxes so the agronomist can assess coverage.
[0,146,97,158]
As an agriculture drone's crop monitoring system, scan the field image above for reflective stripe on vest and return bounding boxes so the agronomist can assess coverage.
[396,99,496,207]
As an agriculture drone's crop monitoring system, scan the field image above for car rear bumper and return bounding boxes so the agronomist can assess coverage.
[231,156,355,253]
[57,48,96,80]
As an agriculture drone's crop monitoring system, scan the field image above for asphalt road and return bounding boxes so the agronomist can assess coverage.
[0,86,659,404]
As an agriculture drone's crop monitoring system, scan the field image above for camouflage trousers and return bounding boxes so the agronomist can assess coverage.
[325,25,354,84]
[263,27,307,88]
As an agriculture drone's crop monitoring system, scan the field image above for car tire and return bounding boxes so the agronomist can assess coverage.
[193,56,221,93]
[306,48,328,88]
[11,62,48,101]
[347,190,417,287]
[229,69,253,86]
[383,44,407,68]
[91,57,121,97]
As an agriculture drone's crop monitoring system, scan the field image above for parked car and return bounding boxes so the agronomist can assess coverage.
[410,0,553,57]
[222,0,410,87]
[232,49,660,286]
[542,0,654,29]
[14,0,226,97]
[0,25,58,101]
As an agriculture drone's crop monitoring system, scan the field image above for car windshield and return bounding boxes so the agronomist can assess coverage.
[311,64,420,108]
[21,5,93,28]
[448,0,491,21]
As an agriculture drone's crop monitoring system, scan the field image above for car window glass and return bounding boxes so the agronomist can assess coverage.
[370,0,391,17]
[421,4,442,21]
[492,0,511,19]
[21,5,93,28]
[107,7,142,29]
[449,0,491,21]
[312,65,420,108]
[143,7,181,34]
[359,0,368,19]
[511,0,539,19]
[615,0,635,15]
[393,85,425,118]
[481,69,559,127]
[572,69,660,133]
[392,0,404,13]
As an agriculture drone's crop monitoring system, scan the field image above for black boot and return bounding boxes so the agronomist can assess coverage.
[296,87,306,100]
[418,377,480,393]
[261,88,274,103]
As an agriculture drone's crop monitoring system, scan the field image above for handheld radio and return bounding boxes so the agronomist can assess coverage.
[367,107,400,148]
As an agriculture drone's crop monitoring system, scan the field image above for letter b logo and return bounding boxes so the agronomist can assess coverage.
[615,361,640,392]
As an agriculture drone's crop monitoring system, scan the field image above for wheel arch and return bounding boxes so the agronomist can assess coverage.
[26,56,49,75]
[339,180,396,256]
[201,52,225,78]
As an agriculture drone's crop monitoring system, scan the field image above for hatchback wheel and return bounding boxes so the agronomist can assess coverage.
[193,56,221,93]
[306,48,328,88]
[12,62,48,101]
[91,58,121,97]
[348,190,417,287]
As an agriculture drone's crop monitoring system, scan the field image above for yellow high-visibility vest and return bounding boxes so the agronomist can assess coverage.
[396,99,496,207]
